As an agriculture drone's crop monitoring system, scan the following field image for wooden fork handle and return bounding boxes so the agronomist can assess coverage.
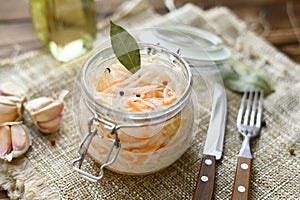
[231,157,252,200]
[193,154,216,200]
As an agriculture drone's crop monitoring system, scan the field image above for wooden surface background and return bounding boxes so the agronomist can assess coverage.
[0,0,300,63]
[0,0,299,199]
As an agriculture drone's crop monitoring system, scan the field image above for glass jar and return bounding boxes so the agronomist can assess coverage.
[30,0,97,62]
[72,43,194,182]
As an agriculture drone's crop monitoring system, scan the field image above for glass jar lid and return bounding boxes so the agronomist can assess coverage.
[135,25,231,64]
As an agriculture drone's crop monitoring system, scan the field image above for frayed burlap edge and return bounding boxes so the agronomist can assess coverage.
[0,157,60,200]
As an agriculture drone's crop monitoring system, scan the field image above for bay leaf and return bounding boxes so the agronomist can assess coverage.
[110,21,141,72]
[222,59,275,95]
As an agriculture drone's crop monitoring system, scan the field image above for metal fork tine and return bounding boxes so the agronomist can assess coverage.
[256,91,264,128]
[237,91,247,125]
[250,91,258,126]
[243,91,253,125]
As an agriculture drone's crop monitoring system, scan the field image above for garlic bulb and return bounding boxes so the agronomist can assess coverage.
[24,91,68,133]
[0,122,31,162]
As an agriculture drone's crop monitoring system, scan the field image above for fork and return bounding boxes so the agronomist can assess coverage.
[231,91,264,200]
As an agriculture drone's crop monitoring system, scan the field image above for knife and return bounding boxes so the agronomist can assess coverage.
[191,65,227,200]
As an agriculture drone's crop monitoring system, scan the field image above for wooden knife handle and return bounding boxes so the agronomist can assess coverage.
[193,154,216,200]
[231,157,252,200]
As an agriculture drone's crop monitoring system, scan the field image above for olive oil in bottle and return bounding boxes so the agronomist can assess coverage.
[30,0,97,62]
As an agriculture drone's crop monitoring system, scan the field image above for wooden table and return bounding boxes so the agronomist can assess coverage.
[0,0,299,199]
[0,0,300,63]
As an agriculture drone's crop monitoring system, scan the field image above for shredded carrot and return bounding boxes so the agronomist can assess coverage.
[95,64,182,154]
[128,100,143,112]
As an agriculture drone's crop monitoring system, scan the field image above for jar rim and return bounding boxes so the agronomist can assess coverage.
[80,43,193,122]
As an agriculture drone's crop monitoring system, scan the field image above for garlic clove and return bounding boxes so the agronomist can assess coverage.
[34,100,64,123]
[38,115,63,133]
[0,126,12,156]
[0,101,18,114]
[11,124,30,151]
[1,124,31,162]
[24,97,53,112]
[0,96,18,106]
[0,97,19,123]
[25,91,68,134]
[0,82,26,97]
[0,108,18,123]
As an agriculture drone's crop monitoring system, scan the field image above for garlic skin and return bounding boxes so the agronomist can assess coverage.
[0,96,23,123]
[0,123,31,162]
[25,96,64,133]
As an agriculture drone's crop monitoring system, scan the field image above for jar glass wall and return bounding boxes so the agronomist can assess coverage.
[72,43,195,178]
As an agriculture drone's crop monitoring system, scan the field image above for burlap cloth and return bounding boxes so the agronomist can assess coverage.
[1,1,299,199]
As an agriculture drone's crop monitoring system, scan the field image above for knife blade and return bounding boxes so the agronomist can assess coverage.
[192,65,227,200]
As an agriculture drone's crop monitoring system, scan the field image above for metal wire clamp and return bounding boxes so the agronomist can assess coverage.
[72,116,121,182]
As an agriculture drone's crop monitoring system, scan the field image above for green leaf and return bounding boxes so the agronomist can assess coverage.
[222,59,275,95]
[110,21,141,72]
